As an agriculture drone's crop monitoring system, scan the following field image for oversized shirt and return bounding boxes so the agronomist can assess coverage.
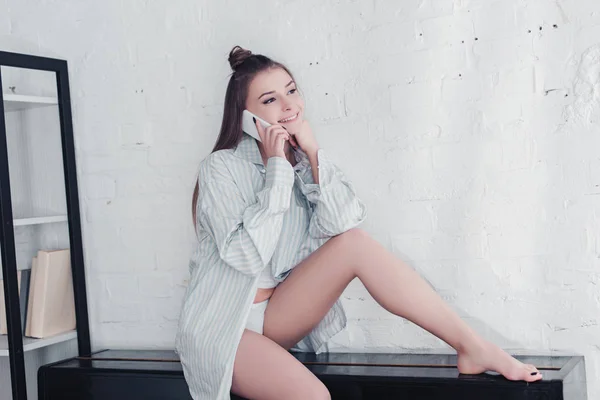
[175,132,367,399]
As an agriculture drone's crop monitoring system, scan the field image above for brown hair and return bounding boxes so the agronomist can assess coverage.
[191,46,299,227]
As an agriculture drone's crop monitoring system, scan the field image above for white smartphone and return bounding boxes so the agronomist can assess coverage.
[242,109,271,142]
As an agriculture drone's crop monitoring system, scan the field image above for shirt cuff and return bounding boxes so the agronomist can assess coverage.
[265,156,294,188]
[294,149,336,203]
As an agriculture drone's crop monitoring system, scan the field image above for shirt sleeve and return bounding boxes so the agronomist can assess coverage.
[197,153,294,276]
[293,148,367,239]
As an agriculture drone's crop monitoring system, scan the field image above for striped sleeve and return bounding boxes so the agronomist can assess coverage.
[294,148,367,238]
[198,153,294,276]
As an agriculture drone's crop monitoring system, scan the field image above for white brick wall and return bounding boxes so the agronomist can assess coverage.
[2,0,599,397]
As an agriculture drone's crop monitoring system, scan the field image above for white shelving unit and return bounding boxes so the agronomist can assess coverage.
[1,90,73,355]
[2,93,64,234]
[1,56,86,400]
[0,331,77,356]
[3,94,58,111]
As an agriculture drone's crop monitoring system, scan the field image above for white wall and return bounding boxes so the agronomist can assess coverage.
[1,0,599,397]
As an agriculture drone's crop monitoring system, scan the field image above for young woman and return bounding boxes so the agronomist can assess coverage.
[175,45,543,400]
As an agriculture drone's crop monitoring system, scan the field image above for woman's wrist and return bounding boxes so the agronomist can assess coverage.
[304,147,320,159]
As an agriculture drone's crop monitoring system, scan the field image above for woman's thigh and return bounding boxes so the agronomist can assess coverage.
[231,329,330,400]
[263,229,365,349]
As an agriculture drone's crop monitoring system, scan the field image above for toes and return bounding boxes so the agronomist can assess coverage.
[526,368,542,380]
[520,364,542,381]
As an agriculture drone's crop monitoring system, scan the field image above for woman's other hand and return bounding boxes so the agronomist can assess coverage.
[289,120,319,154]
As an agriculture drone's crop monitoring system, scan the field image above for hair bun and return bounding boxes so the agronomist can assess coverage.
[228,46,253,71]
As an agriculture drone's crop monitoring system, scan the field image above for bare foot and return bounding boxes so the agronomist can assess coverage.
[457,339,543,382]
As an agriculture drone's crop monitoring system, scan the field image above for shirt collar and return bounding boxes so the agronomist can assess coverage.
[233,132,264,166]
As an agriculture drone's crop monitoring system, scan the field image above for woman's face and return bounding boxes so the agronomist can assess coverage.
[245,67,304,129]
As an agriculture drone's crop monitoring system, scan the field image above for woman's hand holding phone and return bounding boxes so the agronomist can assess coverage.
[255,118,290,159]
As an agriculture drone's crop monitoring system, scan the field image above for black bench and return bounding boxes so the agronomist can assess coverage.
[38,349,587,399]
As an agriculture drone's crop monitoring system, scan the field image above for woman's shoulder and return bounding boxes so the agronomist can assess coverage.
[197,149,227,176]
[197,148,245,184]
[200,148,234,166]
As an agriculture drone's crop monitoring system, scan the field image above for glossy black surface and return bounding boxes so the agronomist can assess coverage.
[38,349,587,400]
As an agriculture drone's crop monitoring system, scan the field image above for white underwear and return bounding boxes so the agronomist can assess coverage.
[244,299,312,352]
[245,299,269,335]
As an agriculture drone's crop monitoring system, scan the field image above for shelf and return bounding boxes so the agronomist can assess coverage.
[0,330,77,356]
[2,93,58,111]
[13,215,68,226]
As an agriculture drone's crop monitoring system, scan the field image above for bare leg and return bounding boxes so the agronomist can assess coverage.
[264,228,542,382]
[231,329,331,400]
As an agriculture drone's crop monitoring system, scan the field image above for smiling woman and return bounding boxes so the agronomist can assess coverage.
[189,46,303,225]
[176,45,542,400]
[178,45,362,400]
[245,67,305,166]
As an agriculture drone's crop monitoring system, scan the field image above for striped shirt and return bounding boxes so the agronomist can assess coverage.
[175,132,367,399]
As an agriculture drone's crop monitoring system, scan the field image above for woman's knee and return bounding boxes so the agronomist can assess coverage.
[335,227,371,253]
[307,382,331,400]
[232,330,331,400]
[332,228,374,273]
[286,379,330,400]
[335,227,368,243]
[344,227,369,239]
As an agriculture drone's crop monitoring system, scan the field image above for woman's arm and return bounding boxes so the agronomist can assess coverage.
[294,148,367,239]
[198,153,294,276]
